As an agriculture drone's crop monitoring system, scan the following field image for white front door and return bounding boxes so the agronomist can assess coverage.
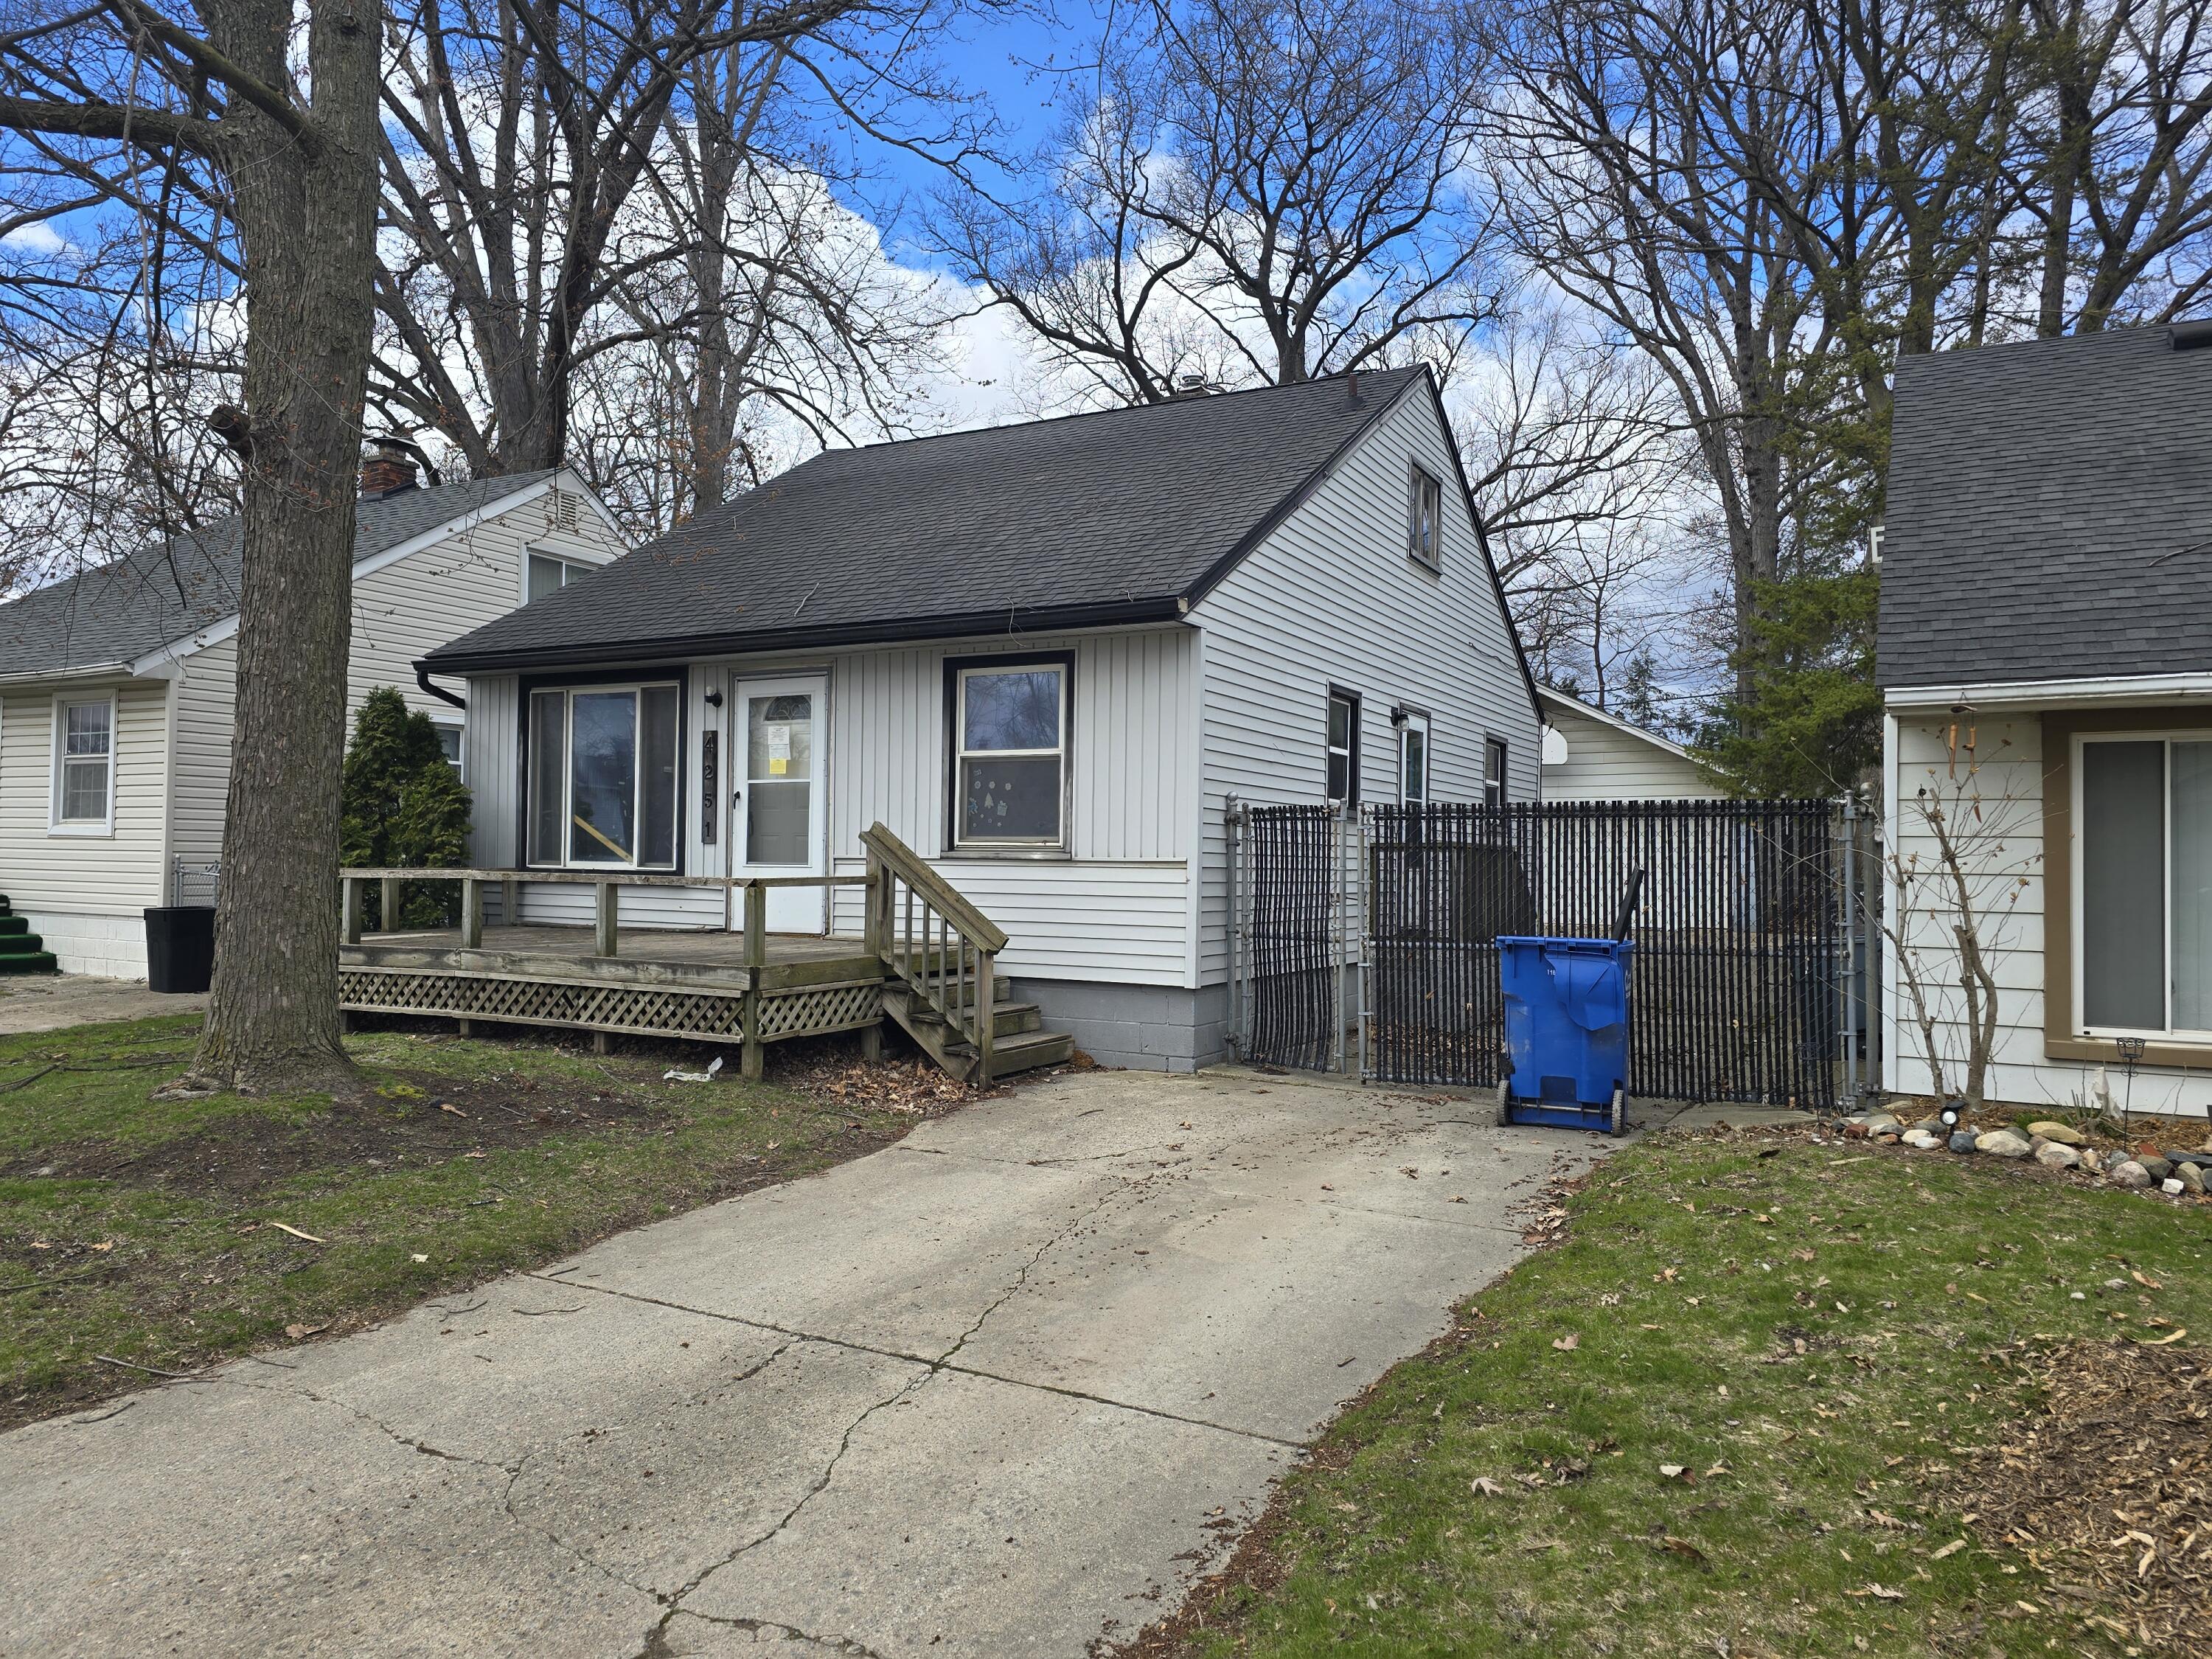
[731,672,829,933]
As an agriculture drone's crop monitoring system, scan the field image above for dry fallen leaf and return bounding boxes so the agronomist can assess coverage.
[410,1253,429,1264]
[88,1241,114,1253]
[1659,1463,1689,1480]
[1657,1536,1709,1569]
[1471,1477,1511,1498]
[283,1322,329,1340]
[439,1102,467,1119]
[1553,1334,1579,1352]
[2134,1270,2163,1290]
[1865,1583,1905,1601]
[1930,1539,1967,1561]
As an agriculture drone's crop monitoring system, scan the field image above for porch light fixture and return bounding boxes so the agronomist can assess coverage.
[704,689,723,708]
[1388,704,1408,726]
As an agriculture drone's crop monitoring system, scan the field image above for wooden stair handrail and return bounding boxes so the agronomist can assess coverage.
[855,824,1007,952]
[860,821,1008,1079]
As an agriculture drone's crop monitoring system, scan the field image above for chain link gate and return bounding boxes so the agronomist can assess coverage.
[1235,797,1851,1108]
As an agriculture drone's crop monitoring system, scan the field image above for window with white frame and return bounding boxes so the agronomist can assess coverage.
[1408,463,1443,569]
[433,720,464,779]
[1326,689,1360,801]
[1398,709,1430,803]
[526,551,591,602]
[952,662,1068,848]
[2077,734,2212,1035]
[526,684,680,868]
[1484,737,1508,807]
[52,695,114,830]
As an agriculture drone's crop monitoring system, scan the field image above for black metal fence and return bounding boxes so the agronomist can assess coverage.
[1238,804,1349,1071]
[1357,799,1845,1106]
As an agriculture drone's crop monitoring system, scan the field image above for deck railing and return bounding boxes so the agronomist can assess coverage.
[858,822,1008,1078]
[337,867,872,960]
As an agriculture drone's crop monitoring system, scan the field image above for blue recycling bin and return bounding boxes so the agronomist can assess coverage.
[1496,935,1634,1134]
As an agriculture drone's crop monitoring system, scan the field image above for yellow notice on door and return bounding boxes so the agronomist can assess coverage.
[767,723,791,776]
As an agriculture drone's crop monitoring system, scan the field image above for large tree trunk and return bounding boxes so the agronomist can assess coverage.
[192,0,383,1092]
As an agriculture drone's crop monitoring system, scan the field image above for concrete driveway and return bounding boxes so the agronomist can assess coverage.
[1,1065,1601,1658]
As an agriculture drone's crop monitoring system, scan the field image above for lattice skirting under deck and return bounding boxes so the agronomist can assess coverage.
[340,970,881,1045]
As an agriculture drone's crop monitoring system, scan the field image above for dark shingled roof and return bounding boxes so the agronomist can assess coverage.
[0,470,559,678]
[423,368,1434,672]
[1877,324,2212,689]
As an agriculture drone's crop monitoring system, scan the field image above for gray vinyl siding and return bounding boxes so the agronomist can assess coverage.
[1539,700,1723,801]
[1189,381,1540,984]
[467,625,1200,984]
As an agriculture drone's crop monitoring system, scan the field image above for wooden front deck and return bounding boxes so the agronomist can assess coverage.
[334,835,1077,1080]
[339,924,886,1068]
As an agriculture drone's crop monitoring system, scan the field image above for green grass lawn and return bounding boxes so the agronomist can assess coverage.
[0,1015,926,1428]
[1158,1128,2212,1658]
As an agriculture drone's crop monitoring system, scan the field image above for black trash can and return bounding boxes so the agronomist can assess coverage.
[145,906,216,994]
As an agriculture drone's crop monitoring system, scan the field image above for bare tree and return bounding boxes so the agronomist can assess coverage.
[1884,728,2042,1112]
[0,0,386,1090]
[939,0,1503,402]
[2013,0,2212,334]
[372,0,972,478]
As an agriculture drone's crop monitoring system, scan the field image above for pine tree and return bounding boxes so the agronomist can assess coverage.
[341,689,472,928]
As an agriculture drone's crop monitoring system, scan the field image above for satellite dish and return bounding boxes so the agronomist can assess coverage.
[1541,725,1569,766]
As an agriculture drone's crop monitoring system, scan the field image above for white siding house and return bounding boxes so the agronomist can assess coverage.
[429,369,1541,1069]
[1877,323,2212,1121]
[1537,688,1723,802]
[0,463,623,975]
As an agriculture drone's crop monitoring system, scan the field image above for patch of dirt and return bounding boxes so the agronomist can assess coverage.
[1,1066,664,1199]
[1950,1338,2212,1655]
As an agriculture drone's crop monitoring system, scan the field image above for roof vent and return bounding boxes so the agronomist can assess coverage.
[2172,317,2212,350]
[1172,372,1211,397]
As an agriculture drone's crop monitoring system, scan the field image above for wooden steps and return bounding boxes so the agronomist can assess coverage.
[0,896,58,975]
[878,981,1076,1081]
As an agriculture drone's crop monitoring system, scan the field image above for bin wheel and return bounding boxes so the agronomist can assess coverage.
[1494,1079,1512,1128]
[1609,1088,1627,1137]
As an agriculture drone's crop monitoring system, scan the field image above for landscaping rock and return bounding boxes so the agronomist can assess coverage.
[1911,1118,1946,1136]
[2037,1143,2082,1169]
[2112,1160,2153,1189]
[1977,1130,2033,1158]
[1949,1130,1978,1153]
[2181,1164,2206,1195]
[2164,1178,2187,1196]
[1903,1130,1944,1150]
[2027,1121,2089,1147]
[1860,1113,1902,1138]
[2083,1148,2105,1173]
[2141,1157,2174,1182]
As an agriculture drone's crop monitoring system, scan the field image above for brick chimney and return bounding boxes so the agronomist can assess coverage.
[360,439,420,495]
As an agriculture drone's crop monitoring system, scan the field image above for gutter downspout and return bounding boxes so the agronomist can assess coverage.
[415,663,467,710]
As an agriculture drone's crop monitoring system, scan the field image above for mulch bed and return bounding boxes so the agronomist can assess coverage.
[1952,1338,2212,1655]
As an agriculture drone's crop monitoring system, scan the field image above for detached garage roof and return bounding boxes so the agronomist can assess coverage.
[423,368,1439,673]
[0,471,557,680]
[1878,323,2212,689]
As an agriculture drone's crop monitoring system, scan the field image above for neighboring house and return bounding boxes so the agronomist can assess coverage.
[0,453,625,975]
[1877,321,2212,1116]
[1537,686,1724,801]
[420,367,1542,1071]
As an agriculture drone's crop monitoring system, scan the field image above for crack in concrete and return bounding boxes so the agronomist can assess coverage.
[647,1608,889,1658]
[215,1373,520,1478]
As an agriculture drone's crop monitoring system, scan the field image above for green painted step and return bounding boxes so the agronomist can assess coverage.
[0,930,48,956]
[0,951,57,975]
[0,916,27,936]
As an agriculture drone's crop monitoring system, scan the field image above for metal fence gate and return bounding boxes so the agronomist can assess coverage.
[1234,798,1851,1108]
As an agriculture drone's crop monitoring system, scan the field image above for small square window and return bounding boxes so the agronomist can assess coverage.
[528,552,588,602]
[1408,465,1443,569]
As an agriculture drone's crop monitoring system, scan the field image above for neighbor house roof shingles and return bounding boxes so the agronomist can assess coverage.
[422,369,1435,673]
[1877,324,2212,689]
[0,470,558,679]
